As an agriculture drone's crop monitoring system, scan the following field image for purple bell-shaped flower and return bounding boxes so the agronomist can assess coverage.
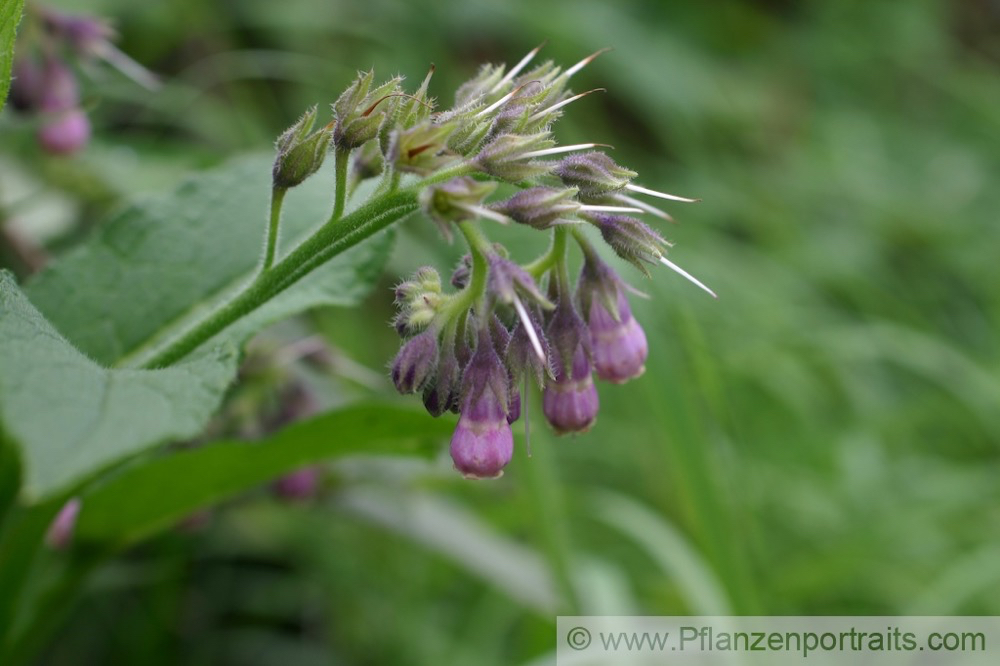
[589,288,648,384]
[450,328,514,479]
[543,344,599,434]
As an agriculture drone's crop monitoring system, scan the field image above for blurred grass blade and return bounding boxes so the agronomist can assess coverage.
[573,556,641,616]
[906,544,1000,615]
[587,489,732,616]
[338,487,561,615]
[818,322,1000,438]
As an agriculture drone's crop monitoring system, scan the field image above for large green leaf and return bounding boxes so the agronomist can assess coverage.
[76,403,453,547]
[24,154,393,367]
[0,0,25,113]
[0,271,236,501]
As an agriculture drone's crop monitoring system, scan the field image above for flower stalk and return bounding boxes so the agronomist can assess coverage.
[262,186,287,272]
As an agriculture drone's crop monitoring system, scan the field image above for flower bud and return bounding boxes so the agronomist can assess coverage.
[396,65,436,129]
[507,306,554,388]
[450,254,472,289]
[454,63,506,108]
[483,81,546,140]
[42,9,114,56]
[541,294,598,433]
[487,255,551,309]
[391,330,439,394]
[272,466,322,500]
[419,177,497,237]
[459,327,510,415]
[393,267,444,334]
[589,288,648,384]
[272,106,332,188]
[38,59,79,110]
[349,139,385,186]
[331,70,403,150]
[576,253,647,383]
[450,328,514,478]
[588,213,670,275]
[491,187,580,230]
[450,389,514,479]
[488,314,512,355]
[545,296,591,378]
[387,120,456,175]
[423,337,462,416]
[475,133,554,182]
[554,152,637,200]
[507,387,521,424]
[38,109,91,155]
[542,345,599,434]
[9,57,44,113]
[45,497,82,550]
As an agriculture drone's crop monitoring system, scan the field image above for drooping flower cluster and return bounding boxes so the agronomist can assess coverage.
[270,46,716,479]
[8,6,157,155]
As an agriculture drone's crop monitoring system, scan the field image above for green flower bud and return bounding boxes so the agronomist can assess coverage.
[475,133,554,182]
[419,177,498,238]
[491,186,580,229]
[388,120,457,175]
[393,267,445,334]
[588,213,670,276]
[331,70,403,150]
[554,152,637,199]
[272,106,332,189]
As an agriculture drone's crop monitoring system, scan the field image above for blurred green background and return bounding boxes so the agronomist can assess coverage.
[3,0,1000,664]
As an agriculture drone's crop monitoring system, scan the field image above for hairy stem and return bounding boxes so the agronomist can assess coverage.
[142,190,418,369]
[141,162,477,370]
[456,221,491,317]
[329,147,351,223]
[552,226,571,297]
[261,186,287,271]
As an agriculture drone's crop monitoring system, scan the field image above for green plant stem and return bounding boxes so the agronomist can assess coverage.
[552,226,571,297]
[569,225,599,262]
[261,186,287,271]
[142,190,418,369]
[524,227,567,279]
[455,221,491,316]
[329,147,351,223]
[141,162,477,370]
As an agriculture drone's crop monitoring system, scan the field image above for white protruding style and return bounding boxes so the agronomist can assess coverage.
[521,143,608,159]
[626,183,700,203]
[491,43,545,93]
[659,256,718,299]
[528,88,604,122]
[461,204,511,225]
[615,194,674,222]
[563,47,612,79]
[513,295,546,363]
[579,205,644,214]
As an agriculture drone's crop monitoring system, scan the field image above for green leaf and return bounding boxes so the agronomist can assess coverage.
[0,0,25,113]
[76,403,452,546]
[0,271,237,501]
[24,154,393,367]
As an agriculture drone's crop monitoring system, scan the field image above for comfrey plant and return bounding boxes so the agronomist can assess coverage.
[146,46,714,479]
[4,46,714,497]
[324,46,715,479]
